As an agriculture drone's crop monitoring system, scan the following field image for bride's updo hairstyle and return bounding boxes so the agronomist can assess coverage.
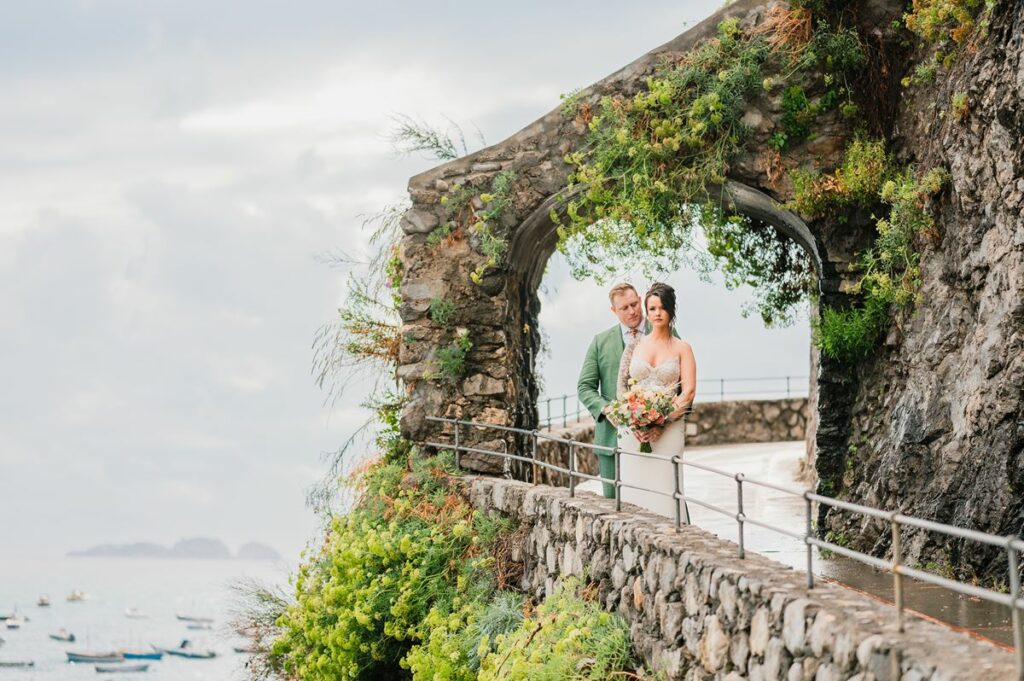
[644,282,677,324]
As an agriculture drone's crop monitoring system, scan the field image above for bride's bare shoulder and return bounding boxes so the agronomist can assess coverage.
[672,338,694,354]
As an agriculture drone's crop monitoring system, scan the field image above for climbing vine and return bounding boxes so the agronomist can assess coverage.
[812,161,948,361]
[555,9,866,326]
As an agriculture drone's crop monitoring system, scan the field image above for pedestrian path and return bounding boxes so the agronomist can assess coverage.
[578,440,1015,647]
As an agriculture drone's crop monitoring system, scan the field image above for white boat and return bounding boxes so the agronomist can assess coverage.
[154,640,216,659]
[96,663,149,673]
[66,651,124,664]
[175,614,213,623]
[124,607,147,619]
[37,595,50,607]
[5,614,26,630]
[0,661,35,668]
[66,590,88,602]
[49,628,76,642]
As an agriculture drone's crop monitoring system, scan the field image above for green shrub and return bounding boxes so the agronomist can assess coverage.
[951,92,969,120]
[478,578,637,681]
[432,329,473,383]
[271,454,515,681]
[905,0,993,44]
[813,295,890,361]
[789,136,891,218]
[403,591,524,680]
[428,297,457,328]
[839,137,891,204]
[780,85,815,145]
[814,166,948,361]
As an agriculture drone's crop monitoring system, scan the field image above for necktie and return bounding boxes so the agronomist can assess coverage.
[629,328,639,339]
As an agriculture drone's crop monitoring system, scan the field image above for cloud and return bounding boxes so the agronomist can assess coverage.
[210,353,281,394]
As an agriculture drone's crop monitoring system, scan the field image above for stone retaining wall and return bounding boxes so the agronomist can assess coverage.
[468,477,1012,680]
[687,398,809,447]
[535,399,809,486]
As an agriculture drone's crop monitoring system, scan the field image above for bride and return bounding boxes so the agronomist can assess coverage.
[614,282,696,522]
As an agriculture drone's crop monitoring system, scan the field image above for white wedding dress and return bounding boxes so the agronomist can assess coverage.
[616,340,691,523]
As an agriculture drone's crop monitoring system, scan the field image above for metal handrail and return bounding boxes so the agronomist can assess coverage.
[539,375,810,428]
[423,415,1024,677]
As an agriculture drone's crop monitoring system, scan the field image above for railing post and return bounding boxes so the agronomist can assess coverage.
[1006,538,1023,678]
[569,443,576,498]
[531,430,538,486]
[786,376,791,398]
[453,420,461,470]
[614,446,622,512]
[736,474,746,559]
[891,513,904,633]
[720,378,725,402]
[562,394,568,427]
[804,492,814,588]
[500,437,510,477]
[672,455,682,533]
[545,399,551,430]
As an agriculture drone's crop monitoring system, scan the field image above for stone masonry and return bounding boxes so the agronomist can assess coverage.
[469,477,1015,680]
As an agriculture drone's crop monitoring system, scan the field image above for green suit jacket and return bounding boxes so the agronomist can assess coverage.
[577,323,679,456]
[577,325,626,456]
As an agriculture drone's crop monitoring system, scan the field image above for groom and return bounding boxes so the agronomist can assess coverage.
[577,283,648,498]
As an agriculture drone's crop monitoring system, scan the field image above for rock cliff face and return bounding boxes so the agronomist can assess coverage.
[823,3,1024,574]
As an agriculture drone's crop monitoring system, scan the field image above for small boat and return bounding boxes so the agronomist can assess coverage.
[175,614,213,623]
[5,614,26,630]
[67,651,124,664]
[121,649,162,660]
[0,661,35,668]
[186,622,212,630]
[163,647,216,659]
[155,640,216,659]
[67,590,88,602]
[124,607,147,619]
[50,628,76,642]
[37,595,50,607]
[96,663,149,673]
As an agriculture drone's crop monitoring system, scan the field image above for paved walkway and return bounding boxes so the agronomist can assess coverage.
[578,440,1015,648]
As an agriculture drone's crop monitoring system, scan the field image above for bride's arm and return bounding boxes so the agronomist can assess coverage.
[669,342,697,420]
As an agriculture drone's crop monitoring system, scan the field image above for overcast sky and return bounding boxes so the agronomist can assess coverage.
[0,0,809,560]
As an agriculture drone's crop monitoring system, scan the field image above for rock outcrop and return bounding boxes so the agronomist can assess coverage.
[823,3,1024,575]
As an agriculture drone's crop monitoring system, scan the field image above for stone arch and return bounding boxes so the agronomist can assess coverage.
[397,0,890,477]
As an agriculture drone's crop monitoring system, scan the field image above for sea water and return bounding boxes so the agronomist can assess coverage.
[0,557,290,680]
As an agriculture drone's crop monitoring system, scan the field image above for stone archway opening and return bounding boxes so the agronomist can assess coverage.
[516,181,821,477]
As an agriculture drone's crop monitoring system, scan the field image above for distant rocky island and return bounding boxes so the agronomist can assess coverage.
[68,537,282,561]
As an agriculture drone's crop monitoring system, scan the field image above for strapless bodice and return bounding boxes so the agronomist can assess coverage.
[629,355,679,392]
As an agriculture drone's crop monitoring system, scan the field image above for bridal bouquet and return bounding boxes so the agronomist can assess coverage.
[605,384,676,453]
